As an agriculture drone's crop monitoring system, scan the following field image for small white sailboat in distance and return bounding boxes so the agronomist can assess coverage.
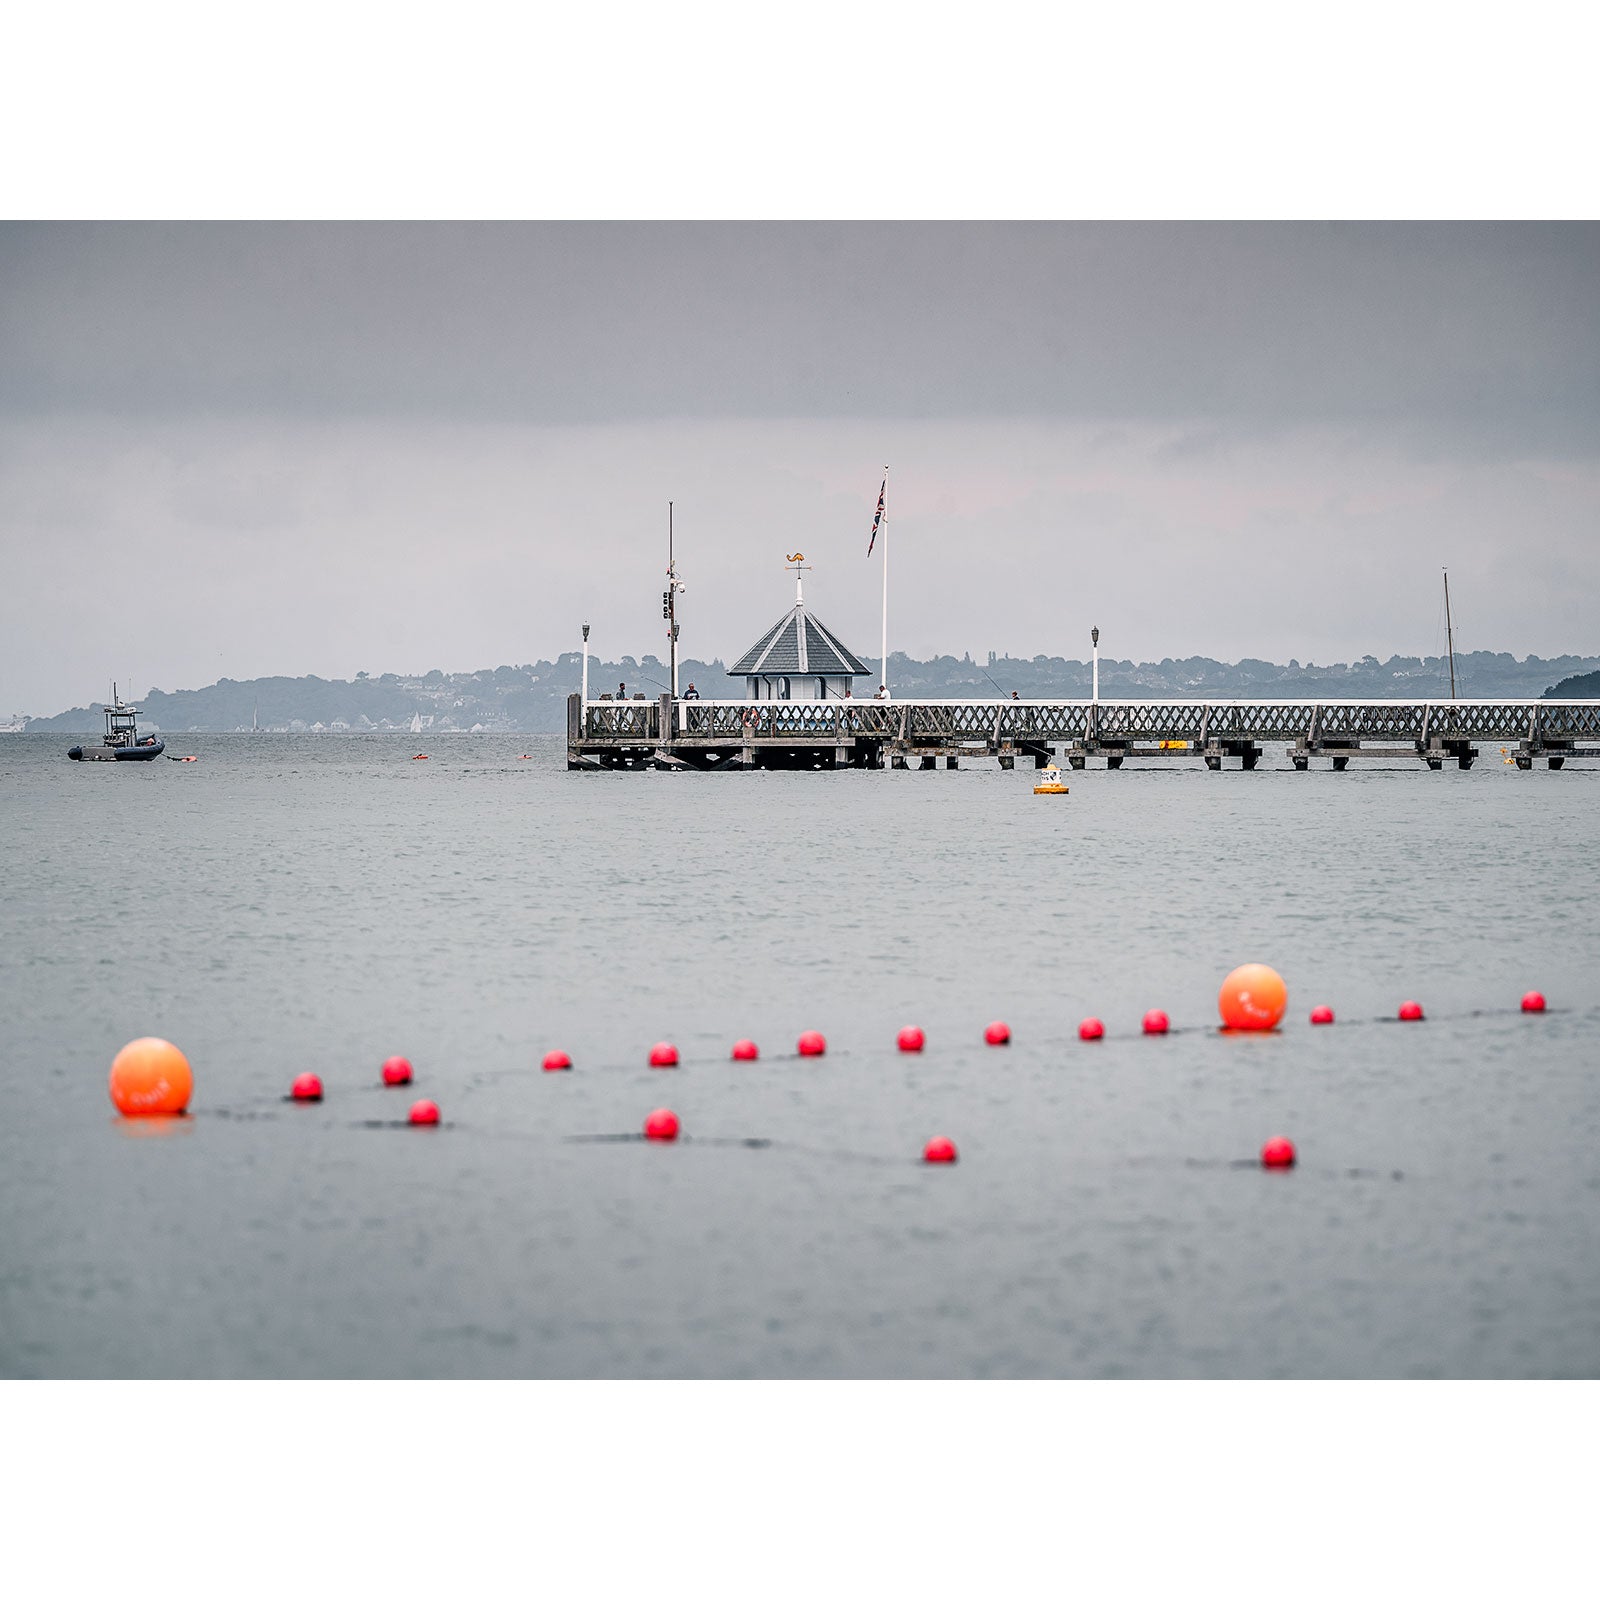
[410,711,424,734]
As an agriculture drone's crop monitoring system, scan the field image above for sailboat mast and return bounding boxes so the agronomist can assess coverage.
[1443,567,1457,701]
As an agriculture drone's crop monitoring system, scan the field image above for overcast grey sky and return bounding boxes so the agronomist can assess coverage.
[3,222,1597,712]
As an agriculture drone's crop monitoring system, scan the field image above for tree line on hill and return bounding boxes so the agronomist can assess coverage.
[21,650,1600,734]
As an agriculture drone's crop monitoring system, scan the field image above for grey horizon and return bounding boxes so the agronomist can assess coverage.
[3,221,1597,717]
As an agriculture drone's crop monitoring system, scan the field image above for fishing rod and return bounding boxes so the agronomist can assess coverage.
[978,666,1019,699]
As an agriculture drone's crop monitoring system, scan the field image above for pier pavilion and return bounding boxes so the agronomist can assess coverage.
[725,559,872,703]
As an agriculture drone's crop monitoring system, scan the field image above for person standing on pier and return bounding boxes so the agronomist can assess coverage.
[683,682,700,699]
[875,683,891,700]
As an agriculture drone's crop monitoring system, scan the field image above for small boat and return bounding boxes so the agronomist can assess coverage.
[68,687,165,762]
[1033,763,1069,795]
[412,753,429,760]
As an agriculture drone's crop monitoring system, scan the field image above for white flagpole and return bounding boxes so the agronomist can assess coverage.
[880,465,890,693]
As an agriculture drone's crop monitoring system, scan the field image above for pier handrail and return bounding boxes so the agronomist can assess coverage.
[582,697,1600,743]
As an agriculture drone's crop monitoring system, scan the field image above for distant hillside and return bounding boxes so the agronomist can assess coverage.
[20,648,1600,734]
[1544,670,1600,698]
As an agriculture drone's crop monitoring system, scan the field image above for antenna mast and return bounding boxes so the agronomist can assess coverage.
[664,502,683,699]
[1443,567,1457,701]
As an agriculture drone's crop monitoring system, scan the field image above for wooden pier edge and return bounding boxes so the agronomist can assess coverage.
[567,694,1600,772]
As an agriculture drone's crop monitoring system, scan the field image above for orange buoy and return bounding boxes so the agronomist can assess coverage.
[542,1049,573,1071]
[648,1041,679,1068]
[1078,1017,1104,1041]
[1309,1006,1335,1026]
[1260,1136,1296,1169]
[1397,1000,1425,1022]
[1521,991,1547,1013]
[897,1025,926,1053]
[984,1020,1011,1046]
[108,1036,193,1117]
[731,1039,759,1061]
[644,1107,680,1141]
[290,1072,323,1102]
[797,1030,827,1057]
[923,1136,958,1164]
[408,1099,440,1125]
[381,1055,413,1085]
[1141,1009,1169,1035]
[1218,964,1287,1031]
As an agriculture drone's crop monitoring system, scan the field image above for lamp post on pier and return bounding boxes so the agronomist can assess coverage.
[581,622,590,708]
[1092,626,1100,704]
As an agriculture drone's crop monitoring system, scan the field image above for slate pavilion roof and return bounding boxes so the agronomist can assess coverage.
[727,606,871,678]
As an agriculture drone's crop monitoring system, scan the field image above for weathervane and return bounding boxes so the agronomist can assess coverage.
[787,551,811,606]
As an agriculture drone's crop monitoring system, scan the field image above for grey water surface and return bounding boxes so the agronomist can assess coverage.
[2,731,1596,1378]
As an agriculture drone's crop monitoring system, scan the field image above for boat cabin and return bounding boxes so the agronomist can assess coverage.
[103,691,143,748]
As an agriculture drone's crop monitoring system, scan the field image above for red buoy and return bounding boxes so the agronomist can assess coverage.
[1398,1001,1425,1022]
[1141,1009,1169,1035]
[648,1041,679,1068]
[1521,991,1547,1013]
[984,1020,1011,1046]
[542,1049,573,1071]
[381,1055,413,1085]
[1309,1006,1335,1026]
[731,1039,759,1061]
[897,1025,926,1053]
[290,1072,323,1102]
[644,1107,679,1141]
[408,1099,440,1125]
[797,1030,827,1057]
[1260,1136,1296,1169]
[923,1136,958,1164]
[1079,1017,1105,1041]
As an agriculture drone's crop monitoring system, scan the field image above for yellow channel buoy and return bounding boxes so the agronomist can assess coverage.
[1033,764,1069,795]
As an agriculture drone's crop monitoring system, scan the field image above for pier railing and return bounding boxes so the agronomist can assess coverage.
[581,698,1600,745]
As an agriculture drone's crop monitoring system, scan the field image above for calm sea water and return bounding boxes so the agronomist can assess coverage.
[2,730,1597,1377]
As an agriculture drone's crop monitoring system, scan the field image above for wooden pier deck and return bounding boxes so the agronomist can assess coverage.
[567,695,1600,772]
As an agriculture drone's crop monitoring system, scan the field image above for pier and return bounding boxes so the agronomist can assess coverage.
[567,695,1600,772]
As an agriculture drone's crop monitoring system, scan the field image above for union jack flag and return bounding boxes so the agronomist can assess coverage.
[867,475,886,556]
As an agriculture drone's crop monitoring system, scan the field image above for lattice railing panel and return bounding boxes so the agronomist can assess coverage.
[583,699,1600,745]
